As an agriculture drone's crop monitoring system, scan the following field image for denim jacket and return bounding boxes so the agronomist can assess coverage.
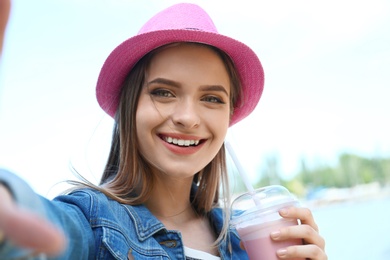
[0,170,248,260]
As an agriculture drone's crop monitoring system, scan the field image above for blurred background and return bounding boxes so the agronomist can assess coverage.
[0,0,389,259]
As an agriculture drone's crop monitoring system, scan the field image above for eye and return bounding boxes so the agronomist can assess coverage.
[150,88,175,98]
[202,95,225,104]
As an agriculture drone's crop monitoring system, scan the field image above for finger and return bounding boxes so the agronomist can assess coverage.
[276,244,328,260]
[279,207,319,232]
[271,224,326,250]
[1,205,66,256]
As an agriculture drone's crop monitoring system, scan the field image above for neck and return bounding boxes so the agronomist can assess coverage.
[145,175,196,225]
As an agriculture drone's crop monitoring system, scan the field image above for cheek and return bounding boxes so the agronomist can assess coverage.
[136,106,154,139]
[135,111,154,163]
[206,108,230,131]
[135,96,165,154]
[135,98,151,146]
[136,95,159,125]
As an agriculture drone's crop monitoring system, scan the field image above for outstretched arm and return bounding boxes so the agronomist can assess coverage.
[0,184,66,256]
[0,169,97,259]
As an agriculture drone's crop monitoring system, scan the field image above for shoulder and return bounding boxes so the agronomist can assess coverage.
[52,188,120,220]
[53,187,125,209]
[55,187,107,201]
[53,188,149,231]
[53,188,106,207]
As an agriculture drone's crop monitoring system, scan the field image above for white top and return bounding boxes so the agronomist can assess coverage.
[184,246,221,260]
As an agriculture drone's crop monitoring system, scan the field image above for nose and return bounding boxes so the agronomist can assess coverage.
[171,99,200,129]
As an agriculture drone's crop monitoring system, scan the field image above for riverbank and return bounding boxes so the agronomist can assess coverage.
[304,182,390,208]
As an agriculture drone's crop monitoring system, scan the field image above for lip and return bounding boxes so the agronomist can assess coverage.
[158,133,206,155]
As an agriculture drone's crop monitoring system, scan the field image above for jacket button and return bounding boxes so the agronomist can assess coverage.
[159,240,177,248]
[127,248,134,260]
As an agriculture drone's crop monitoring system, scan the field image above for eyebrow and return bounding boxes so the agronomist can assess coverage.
[199,85,229,96]
[147,78,180,88]
[147,77,229,96]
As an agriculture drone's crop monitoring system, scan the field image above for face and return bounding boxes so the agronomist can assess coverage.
[136,44,231,180]
[0,0,11,55]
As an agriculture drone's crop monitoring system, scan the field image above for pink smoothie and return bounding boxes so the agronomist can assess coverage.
[237,218,303,260]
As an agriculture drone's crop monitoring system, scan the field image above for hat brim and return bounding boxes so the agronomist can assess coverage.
[96,29,264,126]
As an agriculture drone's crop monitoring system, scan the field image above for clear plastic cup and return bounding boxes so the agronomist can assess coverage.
[230,185,303,260]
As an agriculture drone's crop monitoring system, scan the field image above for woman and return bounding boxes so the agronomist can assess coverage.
[0,3,326,259]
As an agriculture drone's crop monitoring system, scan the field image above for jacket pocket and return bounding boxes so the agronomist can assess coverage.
[99,227,168,260]
[100,227,129,260]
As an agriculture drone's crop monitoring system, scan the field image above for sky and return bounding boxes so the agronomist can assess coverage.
[0,0,389,198]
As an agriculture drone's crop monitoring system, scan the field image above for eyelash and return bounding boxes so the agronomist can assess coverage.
[201,95,225,104]
[150,89,174,98]
[149,88,226,104]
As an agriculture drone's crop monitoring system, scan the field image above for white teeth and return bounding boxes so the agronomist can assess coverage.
[164,136,200,146]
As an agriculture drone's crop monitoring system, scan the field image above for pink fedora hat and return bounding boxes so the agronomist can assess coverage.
[96,3,264,126]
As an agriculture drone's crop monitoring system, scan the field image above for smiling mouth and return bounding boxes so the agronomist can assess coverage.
[160,135,202,147]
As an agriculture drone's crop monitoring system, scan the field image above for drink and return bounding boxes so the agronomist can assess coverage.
[237,218,302,260]
[230,185,303,260]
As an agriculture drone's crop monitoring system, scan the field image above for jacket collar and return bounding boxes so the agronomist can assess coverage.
[124,204,166,241]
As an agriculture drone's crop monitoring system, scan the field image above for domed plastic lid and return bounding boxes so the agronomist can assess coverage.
[230,185,298,225]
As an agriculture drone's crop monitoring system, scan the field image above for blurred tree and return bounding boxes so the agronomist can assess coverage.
[232,152,390,198]
[255,153,282,188]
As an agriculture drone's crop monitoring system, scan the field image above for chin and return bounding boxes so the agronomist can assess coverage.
[155,165,203,180]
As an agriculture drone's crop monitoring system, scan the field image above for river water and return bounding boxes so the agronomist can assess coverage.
[311,197,390,260]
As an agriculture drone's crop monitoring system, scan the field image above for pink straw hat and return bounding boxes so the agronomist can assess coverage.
[96,3,264,126]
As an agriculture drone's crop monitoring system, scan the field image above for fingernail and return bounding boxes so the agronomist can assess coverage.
[279,208,288,216]
[270,231,281,239]
[277,248,287,257]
